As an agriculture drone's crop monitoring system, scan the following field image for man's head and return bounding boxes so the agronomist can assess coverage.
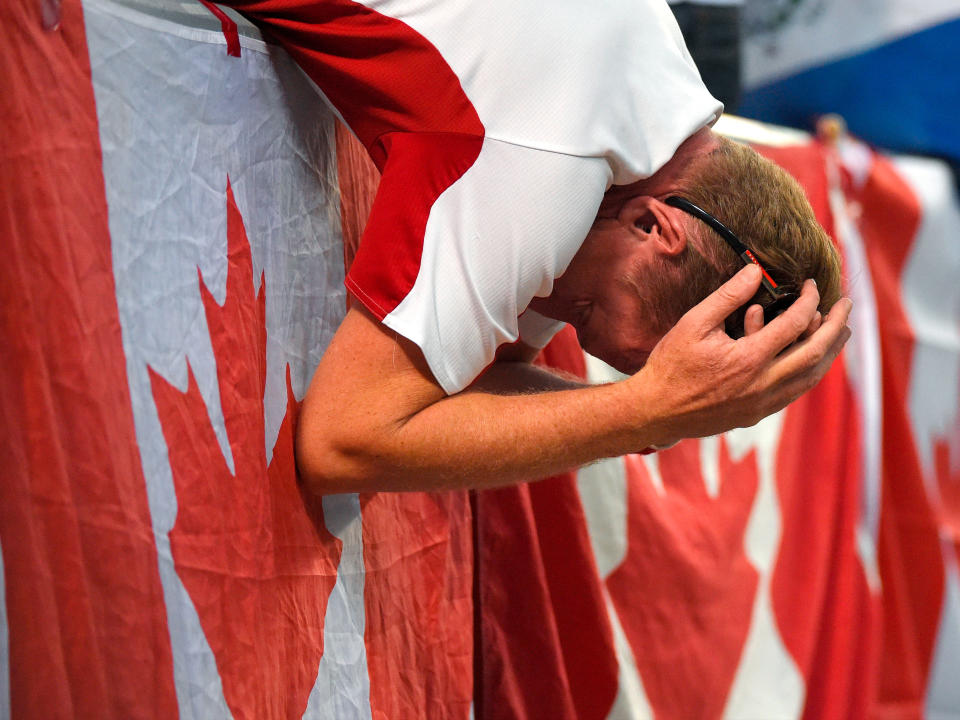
[530,130,843,374]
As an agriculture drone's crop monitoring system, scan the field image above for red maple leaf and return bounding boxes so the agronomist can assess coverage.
[149,180,343,719]
[606,438,760,719]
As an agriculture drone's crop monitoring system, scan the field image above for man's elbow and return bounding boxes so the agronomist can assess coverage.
[295,423,379,495]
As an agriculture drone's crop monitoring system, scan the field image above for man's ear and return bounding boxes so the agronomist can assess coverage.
[617,196,688,256]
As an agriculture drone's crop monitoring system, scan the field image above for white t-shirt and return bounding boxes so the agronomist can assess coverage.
[240,0,722,392]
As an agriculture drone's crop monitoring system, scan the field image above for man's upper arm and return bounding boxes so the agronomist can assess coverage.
[303,304,444,430]
[295,304,445,487]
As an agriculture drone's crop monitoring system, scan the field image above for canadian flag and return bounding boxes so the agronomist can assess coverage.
[474,136,960,719]
[2,1,959,719]
[0,1,471,718]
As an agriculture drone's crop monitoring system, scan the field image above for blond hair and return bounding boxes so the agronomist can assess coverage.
[630,137,843,338]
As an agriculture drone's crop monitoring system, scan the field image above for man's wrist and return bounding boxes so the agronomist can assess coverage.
[581,376,658,459]
[620,369,675,452]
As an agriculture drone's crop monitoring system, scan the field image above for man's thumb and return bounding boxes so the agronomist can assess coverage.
[690,265,762,330]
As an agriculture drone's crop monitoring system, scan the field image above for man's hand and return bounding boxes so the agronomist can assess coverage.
[630,264,852,448]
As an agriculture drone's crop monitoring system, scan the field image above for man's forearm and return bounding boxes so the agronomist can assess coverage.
[299,369,653,494]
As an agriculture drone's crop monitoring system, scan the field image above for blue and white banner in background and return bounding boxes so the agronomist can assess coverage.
[739,0,960,163]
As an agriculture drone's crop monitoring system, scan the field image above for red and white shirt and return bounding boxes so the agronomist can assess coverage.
[236,0,722,392]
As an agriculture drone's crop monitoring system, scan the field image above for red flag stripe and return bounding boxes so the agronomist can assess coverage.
[0,0,178,716]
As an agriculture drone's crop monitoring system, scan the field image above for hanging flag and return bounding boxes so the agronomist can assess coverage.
[475,133,960,719]
[3,0,959,717]
[738,0,960,162]
[0,0,472,717]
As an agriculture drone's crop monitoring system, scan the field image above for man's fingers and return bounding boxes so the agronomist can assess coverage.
[747,279,821,358]
[773,325,851,409]
[801,311,822,340]
[768,297,852,385]
[748,322,850,425]
[743,305,764,336]
[685,265,763,333]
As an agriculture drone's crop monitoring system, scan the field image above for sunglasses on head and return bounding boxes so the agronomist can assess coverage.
[665,196,798,325]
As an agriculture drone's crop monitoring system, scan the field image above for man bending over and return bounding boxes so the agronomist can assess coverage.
[219,0,851,492]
